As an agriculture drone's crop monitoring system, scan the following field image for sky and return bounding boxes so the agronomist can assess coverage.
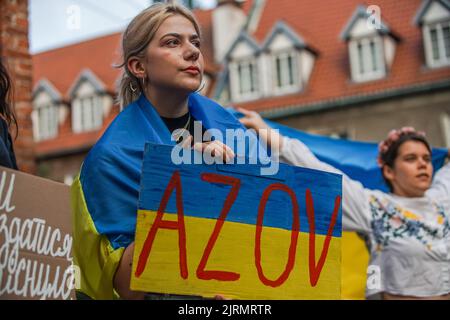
[29,0,217,54]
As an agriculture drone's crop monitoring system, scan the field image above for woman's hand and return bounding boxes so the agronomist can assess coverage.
[237,107,270,131]
[193,140,235,163]
[237,107,284,152]
[180,135,235,163]
[113,242,145,300]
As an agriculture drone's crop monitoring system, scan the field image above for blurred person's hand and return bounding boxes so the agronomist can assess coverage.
[238,107,284,152]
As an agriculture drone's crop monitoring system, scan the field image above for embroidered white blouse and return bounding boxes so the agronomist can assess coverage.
[278,137,450,298]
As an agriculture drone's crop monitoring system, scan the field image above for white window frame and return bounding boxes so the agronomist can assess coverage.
[230,57,260,102]
[72,95,103,133]
[33,103,58,141]
[423,20,450,68]
[349,36,386,82]
[272,50,300,95]
[441,112,450,148]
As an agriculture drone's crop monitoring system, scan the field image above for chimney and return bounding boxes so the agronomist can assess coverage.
[212,0,247,63]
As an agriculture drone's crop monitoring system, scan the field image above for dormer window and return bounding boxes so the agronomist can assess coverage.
[68,69,105,133]
[349,36,385,81]
[225,32,261,102]
[35,103,58,141]
[236,58,259,97]
[273,50,298,92]
[74,95,103,132]
[427,22,450,64]
[32,79,61,141]
[415,0,450,68]
[261,21,316,96]
[341,5,399,83]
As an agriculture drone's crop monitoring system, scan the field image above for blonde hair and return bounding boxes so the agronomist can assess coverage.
[116,2,201,108]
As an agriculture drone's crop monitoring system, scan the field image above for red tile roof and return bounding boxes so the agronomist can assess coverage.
[32,8,220,157]
[234,0,450,111]
[32,33,123,99]
[32,8,222,98]
[32,1,450,157]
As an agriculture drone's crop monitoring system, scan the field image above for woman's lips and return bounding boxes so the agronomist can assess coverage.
[182,67,200,75]
[416,173,430,180]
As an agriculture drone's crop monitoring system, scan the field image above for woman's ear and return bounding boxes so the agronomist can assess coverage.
[383,165,395,184]
[127,57,146,79]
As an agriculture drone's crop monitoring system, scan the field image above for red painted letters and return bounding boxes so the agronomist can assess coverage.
[135,170,341,288]
[196,173,241,281]
[305,189,341,286]
[135,170,188,278]
[255,183,300,287]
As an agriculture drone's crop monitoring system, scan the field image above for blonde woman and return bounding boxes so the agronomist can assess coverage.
[72,3,240,300]
[239,108,450,300]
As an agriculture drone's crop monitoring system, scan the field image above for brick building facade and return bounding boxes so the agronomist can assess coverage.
[0,0,35,173]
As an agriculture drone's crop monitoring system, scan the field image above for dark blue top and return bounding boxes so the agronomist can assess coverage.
[0,117,17,170]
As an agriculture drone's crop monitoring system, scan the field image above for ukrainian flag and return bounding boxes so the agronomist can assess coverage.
[71,93,259,299]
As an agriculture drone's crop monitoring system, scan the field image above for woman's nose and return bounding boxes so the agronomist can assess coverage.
[184,43,200,61]
[417,158,428,168]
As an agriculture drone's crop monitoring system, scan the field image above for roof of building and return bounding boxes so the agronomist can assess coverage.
[227,0,450,111]
[32,0,450,157]
[32,7,224,157]
[32,7,224,99]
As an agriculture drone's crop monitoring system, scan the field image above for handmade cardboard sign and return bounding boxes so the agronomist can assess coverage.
[0,167,75,300]
[131,143,342,299]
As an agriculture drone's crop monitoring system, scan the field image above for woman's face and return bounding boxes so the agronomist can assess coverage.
[384,140,433,197]
[144,15,204,94]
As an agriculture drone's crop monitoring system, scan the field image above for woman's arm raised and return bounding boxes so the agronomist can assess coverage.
[238,108,373,234]
[428,149,450,199]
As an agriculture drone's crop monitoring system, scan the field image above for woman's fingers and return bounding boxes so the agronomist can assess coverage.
[239,116,253,128]
[192,141,235,163]
[205,141,232,162]
[213,141,235,161]
[237,107,268,131]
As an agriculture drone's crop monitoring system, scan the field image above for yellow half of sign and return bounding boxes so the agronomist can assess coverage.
[131,210,341,300]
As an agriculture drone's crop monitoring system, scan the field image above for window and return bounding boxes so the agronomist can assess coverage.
[424,20,450,67]
[237,59,258,96]
[73,95,103,132]
[442,113,450,148]
[34,103,58,141]
[273,51,299,93]
[230,58,260,102]
[349,36,385,82]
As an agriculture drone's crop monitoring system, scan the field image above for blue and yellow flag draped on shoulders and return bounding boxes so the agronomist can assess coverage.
[71,93,251,300]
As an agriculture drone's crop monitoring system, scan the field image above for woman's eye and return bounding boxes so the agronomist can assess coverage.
[192,40,201,48]
[166,39,179,46]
